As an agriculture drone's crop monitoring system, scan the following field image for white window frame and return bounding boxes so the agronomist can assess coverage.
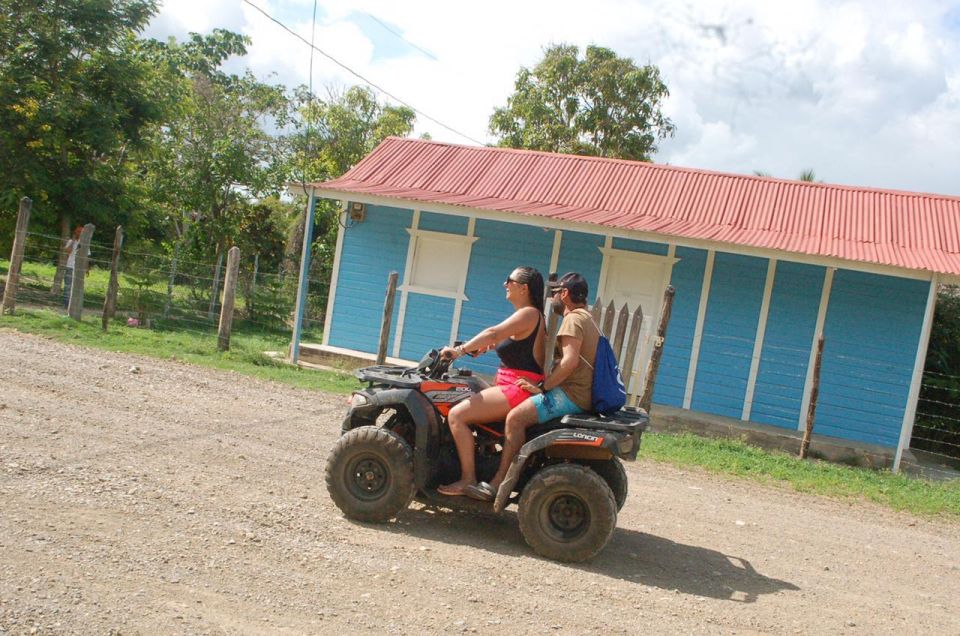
[400,228,477,300]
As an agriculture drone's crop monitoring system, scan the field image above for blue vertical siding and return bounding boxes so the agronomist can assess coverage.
[328,204,412,352]
[654,247,709,407]
[456,220,555,375]
[398,293,456,360]
[751,262,825,428]
[418,211,469,235]
[555,230,604,303]
[691,252,769,418]
[815,271,928,447]
[611,237,669,256]
[322,198,931,451]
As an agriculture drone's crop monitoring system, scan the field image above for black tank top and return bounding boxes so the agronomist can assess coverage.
[495,314,542,374]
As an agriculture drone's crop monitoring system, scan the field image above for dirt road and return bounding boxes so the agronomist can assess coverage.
[1,330,958,635]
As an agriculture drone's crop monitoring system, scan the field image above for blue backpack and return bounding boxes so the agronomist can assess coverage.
[590,335,626,415]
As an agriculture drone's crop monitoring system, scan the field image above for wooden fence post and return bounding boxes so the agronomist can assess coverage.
[601,299,616,338]
[590,297,603,325]
[101,226,123,331]
[1,197,32,315]
[639,285,676,413]
[622,304,644,394]
[376,272,399,365]
[67,223,94,321]
[217,246,241,351]
[799,336,825,459]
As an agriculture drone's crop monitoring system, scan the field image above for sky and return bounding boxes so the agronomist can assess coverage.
[146,0,960,197]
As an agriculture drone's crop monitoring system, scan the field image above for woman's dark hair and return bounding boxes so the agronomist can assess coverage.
[513,266,545,313]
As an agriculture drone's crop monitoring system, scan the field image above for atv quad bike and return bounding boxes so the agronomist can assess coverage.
[325,349,647,562]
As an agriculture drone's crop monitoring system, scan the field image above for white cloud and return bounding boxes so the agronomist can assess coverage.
[147,0,960,196]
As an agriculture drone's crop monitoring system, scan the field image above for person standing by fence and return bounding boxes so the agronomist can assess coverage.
[62,226,84,309]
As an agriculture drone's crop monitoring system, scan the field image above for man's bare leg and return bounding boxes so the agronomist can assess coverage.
[488,399,539,490]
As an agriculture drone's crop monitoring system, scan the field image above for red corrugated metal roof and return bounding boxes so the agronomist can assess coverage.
[313,137,960,276]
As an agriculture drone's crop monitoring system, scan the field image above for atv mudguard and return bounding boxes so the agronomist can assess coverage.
[342,388,440,490]
[492,408,647,513]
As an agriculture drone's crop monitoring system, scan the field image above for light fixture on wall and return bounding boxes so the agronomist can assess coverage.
[349,202,366,223]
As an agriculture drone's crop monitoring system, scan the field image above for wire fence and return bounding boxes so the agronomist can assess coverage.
[1,229,327,341]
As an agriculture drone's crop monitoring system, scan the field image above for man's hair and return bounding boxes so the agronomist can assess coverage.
[548,272,588,304]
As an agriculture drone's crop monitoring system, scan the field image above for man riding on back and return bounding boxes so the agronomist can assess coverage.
[467,272,599,501]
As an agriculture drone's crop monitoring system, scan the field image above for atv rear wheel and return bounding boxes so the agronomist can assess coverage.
[580,458,628,511]
[518,463,617,562]
[325,426,415,523]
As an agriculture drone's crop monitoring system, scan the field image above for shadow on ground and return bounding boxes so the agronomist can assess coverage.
[370,504,799,602]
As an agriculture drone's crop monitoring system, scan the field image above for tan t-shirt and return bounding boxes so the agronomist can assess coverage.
[555,308,599,411]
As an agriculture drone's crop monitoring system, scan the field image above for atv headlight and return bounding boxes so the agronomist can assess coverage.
[350,392,370,408]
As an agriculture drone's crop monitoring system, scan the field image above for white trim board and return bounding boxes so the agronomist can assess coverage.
[308,188,939,283]
[448,217,476,346]
[742,258,778,421]
[549,230,562,275]
[798,267,835,430]
[683,249,715,409]
[893,275,939,473]
[392,209,420,358]
[321,198,348,346]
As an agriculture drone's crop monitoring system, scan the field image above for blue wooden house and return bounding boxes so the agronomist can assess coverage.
[299,137,960,469]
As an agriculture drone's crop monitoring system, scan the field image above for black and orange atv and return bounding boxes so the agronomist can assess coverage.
[324,348,648,562]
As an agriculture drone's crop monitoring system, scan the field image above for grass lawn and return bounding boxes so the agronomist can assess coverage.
[0,307,359,394]
[641,432,960,518]
[2,307,958,519]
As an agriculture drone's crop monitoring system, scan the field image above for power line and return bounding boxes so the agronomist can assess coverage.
[363,11,438,61]
[241,0,484,146]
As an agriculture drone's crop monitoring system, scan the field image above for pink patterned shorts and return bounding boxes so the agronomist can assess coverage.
[495,367,546,409]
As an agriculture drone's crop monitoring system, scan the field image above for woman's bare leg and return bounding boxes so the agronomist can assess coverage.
[438,387,512,495]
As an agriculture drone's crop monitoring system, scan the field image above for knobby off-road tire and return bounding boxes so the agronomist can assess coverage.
[518,463,617,563]
[325,426,415,523]
[580,458,628,511]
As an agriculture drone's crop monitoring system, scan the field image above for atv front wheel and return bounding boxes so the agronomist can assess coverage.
[325,426,415,523]
[518,463,617,562]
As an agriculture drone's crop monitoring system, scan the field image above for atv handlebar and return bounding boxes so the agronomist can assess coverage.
[412,348,452,380]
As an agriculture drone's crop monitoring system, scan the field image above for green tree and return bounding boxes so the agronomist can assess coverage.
[138,30,290,258]
[285,85,415,317]
[0,0,172,241]
[291,85,416,183]
[490,44,675,161]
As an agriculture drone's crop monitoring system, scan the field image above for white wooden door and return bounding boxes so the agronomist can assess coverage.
[599,251,673,395]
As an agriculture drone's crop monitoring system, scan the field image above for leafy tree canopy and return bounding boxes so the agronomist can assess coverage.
[0,0,170,237]
[292,85,416,182]
[490,44,675,161]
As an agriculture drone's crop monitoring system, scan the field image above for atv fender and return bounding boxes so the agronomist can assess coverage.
[492,428,620,513]
[342,388,440,490]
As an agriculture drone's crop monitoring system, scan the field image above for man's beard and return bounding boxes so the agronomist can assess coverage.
[551,297,565,315]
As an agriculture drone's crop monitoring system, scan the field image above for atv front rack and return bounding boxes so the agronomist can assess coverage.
[355,365,423,388]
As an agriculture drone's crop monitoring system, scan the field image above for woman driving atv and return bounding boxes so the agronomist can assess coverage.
[437,266,546,498]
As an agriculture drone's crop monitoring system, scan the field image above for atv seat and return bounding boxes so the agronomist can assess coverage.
[472,406,648,440]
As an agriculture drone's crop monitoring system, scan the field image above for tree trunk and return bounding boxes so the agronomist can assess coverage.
[50,215,70,296]
[207,241,224,321]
